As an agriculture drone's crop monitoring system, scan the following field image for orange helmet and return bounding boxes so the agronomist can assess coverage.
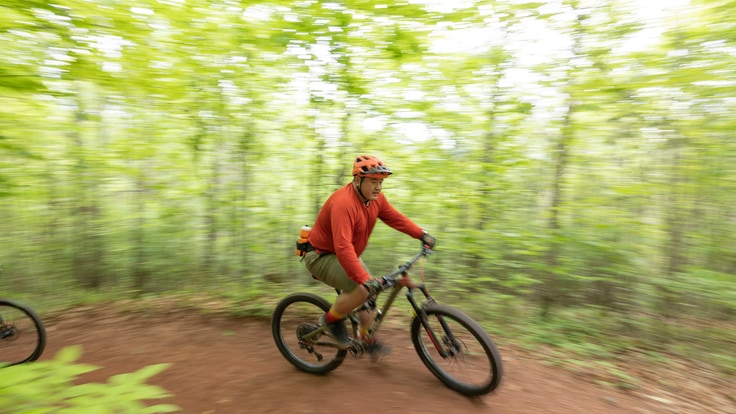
[352,155,393,178]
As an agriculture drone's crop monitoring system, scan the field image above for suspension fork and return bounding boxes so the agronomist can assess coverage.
[406,286,454,358]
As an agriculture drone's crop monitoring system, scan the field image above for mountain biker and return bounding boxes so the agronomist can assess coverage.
[302,154,436,355]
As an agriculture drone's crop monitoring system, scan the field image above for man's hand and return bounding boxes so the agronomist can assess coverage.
[363,278,383,295]
[421,231,436,249]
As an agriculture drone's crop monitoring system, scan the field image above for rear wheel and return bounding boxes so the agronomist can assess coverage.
[0,299,46,367]
[271,293,347,374]
[411,303,502,396]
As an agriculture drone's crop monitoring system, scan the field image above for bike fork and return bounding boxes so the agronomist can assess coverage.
[406,287,453,358]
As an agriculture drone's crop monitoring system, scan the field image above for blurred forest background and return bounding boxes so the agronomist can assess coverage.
[1,0,735,385]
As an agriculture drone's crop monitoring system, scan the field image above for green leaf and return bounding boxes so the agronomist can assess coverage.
[141,404,181,414]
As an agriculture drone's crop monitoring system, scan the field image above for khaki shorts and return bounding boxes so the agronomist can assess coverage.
[303,251,367,293]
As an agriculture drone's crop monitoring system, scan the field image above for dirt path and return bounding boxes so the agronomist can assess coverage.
[37,307,726,414]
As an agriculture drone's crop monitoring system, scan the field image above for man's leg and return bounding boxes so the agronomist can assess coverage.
[358,305,390,359]
[357,308,375,339]
[304,253,368,343]
[304,252,390,356]
[333,285,368,314]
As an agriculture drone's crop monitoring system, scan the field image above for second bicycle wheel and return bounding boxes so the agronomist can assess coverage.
[411,303,503,396]
[0,299,46,367]
[271,292,347,375]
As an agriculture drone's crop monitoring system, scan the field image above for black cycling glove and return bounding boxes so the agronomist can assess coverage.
[421,231,436,249]
[364,278,383,295]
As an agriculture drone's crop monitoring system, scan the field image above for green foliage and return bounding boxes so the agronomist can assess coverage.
[0,346,179,413]
[0,0,735,387]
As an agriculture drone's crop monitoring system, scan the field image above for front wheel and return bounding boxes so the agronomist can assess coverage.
[0,299,46,367]
[271,293,347,375]
[411,303,502,396]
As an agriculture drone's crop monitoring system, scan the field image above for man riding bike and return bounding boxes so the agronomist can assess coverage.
[301,155,436,356]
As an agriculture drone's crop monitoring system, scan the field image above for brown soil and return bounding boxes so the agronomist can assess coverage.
[38,306,734,414]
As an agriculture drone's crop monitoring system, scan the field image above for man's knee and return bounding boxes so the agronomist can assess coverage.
[343,284,368,300]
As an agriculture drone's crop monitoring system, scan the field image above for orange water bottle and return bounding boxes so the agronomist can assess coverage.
[296,225,311,256]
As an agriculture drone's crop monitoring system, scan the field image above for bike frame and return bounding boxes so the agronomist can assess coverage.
[355,281,456,358]
[307,246,456,357]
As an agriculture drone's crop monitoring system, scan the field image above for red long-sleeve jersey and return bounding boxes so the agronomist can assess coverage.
[308,183,424,285]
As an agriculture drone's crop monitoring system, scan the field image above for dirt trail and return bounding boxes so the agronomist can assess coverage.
[37,307,727,414]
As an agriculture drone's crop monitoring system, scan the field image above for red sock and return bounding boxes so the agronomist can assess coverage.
[325,308,345,323]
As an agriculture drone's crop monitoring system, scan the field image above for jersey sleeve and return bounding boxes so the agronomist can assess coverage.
[377,196,425,239]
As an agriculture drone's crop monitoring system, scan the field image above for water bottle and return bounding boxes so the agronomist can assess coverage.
[296,225,311,256]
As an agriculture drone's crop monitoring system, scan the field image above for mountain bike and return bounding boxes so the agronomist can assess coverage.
[272,246,503,396]
[0,298,46,367]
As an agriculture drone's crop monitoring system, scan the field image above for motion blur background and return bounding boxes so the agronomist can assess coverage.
[1,0,734,389]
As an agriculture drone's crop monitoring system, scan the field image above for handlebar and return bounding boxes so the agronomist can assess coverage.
[380,245,433,290]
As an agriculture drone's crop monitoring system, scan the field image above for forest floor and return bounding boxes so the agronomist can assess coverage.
[39,304,734,414]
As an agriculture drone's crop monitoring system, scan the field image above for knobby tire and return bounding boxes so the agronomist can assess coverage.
[271,292,347,375]
[411,303,503,396]
[0,299,46,367]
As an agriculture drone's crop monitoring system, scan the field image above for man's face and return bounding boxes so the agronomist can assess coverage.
[361,177,384,201]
